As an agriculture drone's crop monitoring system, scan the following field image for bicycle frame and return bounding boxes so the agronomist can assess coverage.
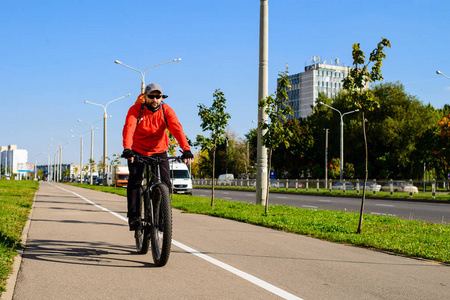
[142,157,165,227]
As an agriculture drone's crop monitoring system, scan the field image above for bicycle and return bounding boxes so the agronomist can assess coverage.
[132,153,181,267]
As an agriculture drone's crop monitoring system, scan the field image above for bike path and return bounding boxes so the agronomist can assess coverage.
[8,182,450,299]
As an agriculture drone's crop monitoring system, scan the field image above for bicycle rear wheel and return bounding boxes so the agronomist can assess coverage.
[150,183,172,267]
[135,186,150,254]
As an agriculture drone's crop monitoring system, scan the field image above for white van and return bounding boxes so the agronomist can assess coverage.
[169,162,193,195]
[218,173,234,183]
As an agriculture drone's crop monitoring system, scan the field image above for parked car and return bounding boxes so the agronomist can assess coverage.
[218,174,234,184]
[332,181,355,190]
[288,181,305,189]
[357,181,381,191]
[381,181,419,194]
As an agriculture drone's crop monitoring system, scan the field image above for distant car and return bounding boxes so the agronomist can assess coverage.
[95,178,103,185]
[218,174,234,184]
[357,181,381,191]
[288,181,305,189]
[381,181,418,194]
[332,181,355,190]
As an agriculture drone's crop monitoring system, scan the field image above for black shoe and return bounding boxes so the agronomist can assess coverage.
[129,217,141,231]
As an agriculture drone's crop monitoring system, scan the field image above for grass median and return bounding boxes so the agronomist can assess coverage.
[195,185,450,201]
[66,183,449,264]
[0,180,38,295]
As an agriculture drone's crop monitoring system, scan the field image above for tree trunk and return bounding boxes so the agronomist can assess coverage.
[265,148,272,214]
[357,112,368,233]
[211,147,216,206]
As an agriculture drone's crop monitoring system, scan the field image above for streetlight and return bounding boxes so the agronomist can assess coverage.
[43,152,51,182]
[256,0,269,206]
[50,137,73,182]
[85,94,131,185]
[436,70,450,191]
[40,151,52,182]
[70,129,89,183]
[78,119,102,185]
[319,102,359,181]
[48,146,57,182]
[436,70,450,79]
[114,58,181,93]
[34,153,42,181]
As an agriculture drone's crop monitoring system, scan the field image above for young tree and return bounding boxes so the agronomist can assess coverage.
[342,37,391,233]
[196,89,230,206]
[258,71,294,213]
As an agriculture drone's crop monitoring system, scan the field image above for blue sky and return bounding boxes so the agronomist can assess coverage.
[1,0,449,166]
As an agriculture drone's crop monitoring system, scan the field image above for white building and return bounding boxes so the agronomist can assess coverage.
[285,58,353,119]
[0,145,29,178]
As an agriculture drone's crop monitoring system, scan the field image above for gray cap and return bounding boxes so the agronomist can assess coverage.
[145,83,162,94]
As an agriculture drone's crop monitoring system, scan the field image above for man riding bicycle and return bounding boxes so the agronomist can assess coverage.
[122,83,193,230]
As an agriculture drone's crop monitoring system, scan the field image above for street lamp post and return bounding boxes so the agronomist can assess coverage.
[436,70,450,79]
[53,149,57,182]
[85,94,131,185]
[324,128,329,188]
[436,70,449,190]
[34,153,42,181]
[78,119,101,185]
[256,0,269,205]
[319,102,359,181]
[45,153,51,182]
[114,58,181,93]
[50,137,72,182]
[70,130,85,183]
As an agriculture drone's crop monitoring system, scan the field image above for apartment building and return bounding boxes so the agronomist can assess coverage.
[285,57,352,119]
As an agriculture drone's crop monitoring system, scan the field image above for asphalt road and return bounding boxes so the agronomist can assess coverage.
[193,189,450,225]
[9,183,450,299]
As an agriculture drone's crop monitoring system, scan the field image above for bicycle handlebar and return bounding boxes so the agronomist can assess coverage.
[132,154,183,165]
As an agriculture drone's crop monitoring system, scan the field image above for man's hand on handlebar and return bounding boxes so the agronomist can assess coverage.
[122,148,134,163]
[181,150,194,165]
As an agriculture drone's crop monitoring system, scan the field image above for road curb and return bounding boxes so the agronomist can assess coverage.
[1,187,37,300]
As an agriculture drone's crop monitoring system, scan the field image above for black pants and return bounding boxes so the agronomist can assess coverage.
[127,151,171,219]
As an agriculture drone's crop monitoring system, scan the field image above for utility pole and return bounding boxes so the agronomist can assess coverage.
[324,128,329,189]
[256,0,269,205]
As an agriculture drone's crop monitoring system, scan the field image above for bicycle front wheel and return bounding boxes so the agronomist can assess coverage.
[135,185,150,254]
[150,183,172,267]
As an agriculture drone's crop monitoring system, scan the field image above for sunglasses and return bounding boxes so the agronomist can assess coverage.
[146,94,168,99]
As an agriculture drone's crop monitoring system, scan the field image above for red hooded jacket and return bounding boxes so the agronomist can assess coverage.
[122,102,190,156]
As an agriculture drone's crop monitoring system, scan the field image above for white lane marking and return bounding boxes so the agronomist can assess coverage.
[277,196,289,199]
[370,212,396,217]
[302,205,318,209]
[54,184,128,222]
[375,204,394,207]
[51,184,303,300]
[223,197,233,200]
[172,241,303,300]
[319,200,331,203]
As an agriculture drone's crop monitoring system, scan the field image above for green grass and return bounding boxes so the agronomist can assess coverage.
[0,180,38,295]
[66,183,450,264]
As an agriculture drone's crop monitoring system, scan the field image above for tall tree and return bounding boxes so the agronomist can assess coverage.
[258,71,294,213]
[342,38,391,233]
[196,89,231,206]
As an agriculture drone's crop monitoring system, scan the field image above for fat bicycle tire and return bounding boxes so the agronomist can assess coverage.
[150,183,172,267]
[135,185,150,254]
